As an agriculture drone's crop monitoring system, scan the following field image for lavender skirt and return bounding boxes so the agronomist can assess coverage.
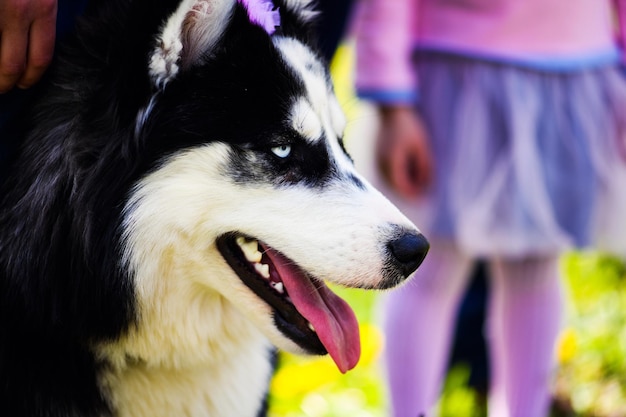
[401,53,626,257]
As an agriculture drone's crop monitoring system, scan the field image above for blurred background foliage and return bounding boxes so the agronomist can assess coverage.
[267,252,626,417]
[553,252,626,417]
[268,45,626,416]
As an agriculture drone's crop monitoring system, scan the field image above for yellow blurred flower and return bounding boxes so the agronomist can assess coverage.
[556,327,578,364]
[358,323,384,367]
[270,323,384,399]
[271,356,338,400]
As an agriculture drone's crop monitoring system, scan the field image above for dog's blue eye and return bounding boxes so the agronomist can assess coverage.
[271,145,291,158]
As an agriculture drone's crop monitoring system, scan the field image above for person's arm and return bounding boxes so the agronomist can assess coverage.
[355,0,431,198]
[0,0,58,93]
[376,105,432,199]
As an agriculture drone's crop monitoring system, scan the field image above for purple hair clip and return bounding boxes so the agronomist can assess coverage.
[238,0,281,35]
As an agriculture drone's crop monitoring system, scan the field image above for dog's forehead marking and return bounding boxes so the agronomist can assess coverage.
[275,37,347,142]
[290,98,322,142]
[274,37,326,109]
[281,0,319,22]
[328,94,347,139]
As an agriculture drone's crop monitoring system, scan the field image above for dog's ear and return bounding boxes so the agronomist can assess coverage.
[273,0,319,41]
[148,0,321,89]
[149,0,237,89]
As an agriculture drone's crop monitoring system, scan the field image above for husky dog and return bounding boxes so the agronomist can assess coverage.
[0,0,428,416]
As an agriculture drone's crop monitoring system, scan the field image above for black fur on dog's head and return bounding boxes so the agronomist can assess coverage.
[0,1,428,416]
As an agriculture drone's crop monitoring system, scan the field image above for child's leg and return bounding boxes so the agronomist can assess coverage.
[383,242,473,417]
[486,256,563,417]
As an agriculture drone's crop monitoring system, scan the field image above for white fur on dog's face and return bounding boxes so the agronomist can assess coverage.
[115,101,416,372]
[114,150,415,368]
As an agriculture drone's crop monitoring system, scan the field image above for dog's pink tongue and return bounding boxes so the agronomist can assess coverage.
[272,252,361,373]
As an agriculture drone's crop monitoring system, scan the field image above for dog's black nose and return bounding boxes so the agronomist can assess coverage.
[388,231,429,277]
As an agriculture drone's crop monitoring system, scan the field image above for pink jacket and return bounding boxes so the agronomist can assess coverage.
[355,0,626,104]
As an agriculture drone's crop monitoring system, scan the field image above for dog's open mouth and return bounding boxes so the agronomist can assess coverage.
[216,233,360,373]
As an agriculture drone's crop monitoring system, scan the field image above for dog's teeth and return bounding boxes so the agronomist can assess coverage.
[236,237,262,263]
[272,282,284,294]
[254,263,270,279]
[308,323,316,332]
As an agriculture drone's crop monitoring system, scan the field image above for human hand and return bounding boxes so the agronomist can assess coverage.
[376,105,433,199]
[0,0,58,93]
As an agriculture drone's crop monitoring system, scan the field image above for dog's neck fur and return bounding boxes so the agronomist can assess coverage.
[99,296,274,416]
[102,347,274,416]
[94,243,276,416]
[105,361,271,417]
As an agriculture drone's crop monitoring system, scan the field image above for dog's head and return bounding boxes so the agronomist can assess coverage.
[111,0,429,373]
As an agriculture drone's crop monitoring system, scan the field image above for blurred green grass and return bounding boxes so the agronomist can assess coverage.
[553,252,626,417]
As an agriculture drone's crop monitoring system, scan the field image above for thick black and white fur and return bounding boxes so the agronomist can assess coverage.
[0,0,429,416]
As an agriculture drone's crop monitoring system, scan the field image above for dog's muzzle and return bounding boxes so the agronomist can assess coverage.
[381,227,429,289]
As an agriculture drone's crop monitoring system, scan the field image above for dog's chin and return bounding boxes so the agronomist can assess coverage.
[216,233,327,356]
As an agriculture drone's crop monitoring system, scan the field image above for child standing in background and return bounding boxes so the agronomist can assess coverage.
[355,1,626,416]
